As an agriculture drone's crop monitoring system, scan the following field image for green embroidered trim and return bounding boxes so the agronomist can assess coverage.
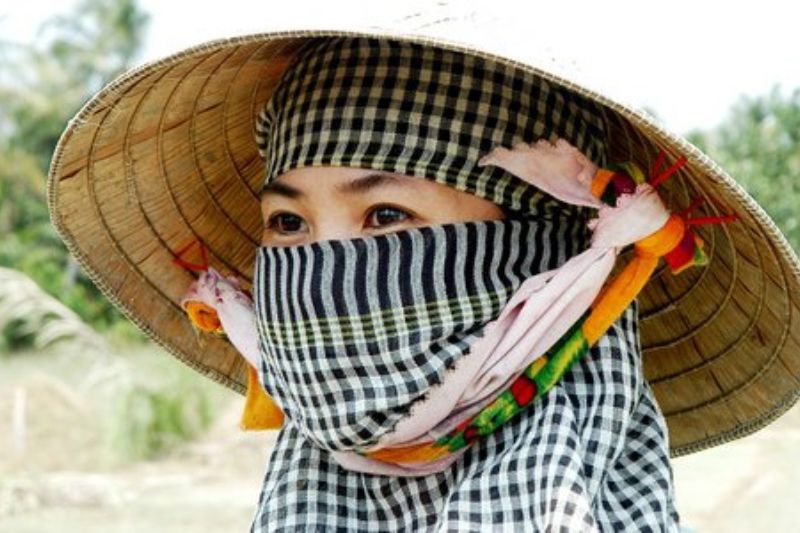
[430,308,592,454]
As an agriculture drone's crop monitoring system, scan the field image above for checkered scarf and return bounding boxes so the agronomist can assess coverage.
[250,36,680,530]
[254,217,586,453]
[255,36,607,221]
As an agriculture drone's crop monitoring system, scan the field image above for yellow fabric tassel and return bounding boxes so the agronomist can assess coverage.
[239,365,285,430]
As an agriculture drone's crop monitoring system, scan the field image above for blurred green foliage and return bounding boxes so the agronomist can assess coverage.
[0,266,105,352]
[0,0,225,461]
[687,86,800,253]
[108,362,218,461]
[0,0,151,340]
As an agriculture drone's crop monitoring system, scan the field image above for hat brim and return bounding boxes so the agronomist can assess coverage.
[47,29,800,456]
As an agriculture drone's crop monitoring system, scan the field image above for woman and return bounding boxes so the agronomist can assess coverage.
[48,30,800,533]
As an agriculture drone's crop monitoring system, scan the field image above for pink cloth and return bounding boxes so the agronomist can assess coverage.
[180,267,261,370]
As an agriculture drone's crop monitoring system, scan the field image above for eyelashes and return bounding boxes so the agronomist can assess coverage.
[265,204,415,236]
[265,212,304,234]
[367,205,412,227]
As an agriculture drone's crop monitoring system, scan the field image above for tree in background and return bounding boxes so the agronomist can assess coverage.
[0,0,150,344]
[0,5,224,461]
[687,86,800,253]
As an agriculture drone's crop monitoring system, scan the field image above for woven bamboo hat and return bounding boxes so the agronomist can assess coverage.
[47,28,800,456]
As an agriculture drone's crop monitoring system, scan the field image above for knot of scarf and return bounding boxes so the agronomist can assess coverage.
[173,243,285,430]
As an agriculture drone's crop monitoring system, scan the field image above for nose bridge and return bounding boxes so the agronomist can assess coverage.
[311,207,363,243]
[315,226,362,243]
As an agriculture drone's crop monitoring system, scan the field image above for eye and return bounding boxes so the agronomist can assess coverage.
[367,205,412,228]
[265,212,307,235]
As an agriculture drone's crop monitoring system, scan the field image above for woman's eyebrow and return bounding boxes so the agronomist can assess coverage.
[260,180,301,199]
[335,173,412,195]
[260,172,412,199]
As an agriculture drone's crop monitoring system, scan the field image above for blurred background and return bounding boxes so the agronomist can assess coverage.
[0,1,798,531]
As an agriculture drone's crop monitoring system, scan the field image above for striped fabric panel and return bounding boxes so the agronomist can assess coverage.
[255,36,609,221]
[252,217,589,452]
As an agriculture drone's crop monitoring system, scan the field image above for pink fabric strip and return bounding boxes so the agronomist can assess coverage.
[180,267,262,370]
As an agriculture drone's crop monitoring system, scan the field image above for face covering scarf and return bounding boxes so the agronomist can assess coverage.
[237,36,694,530]
[253,216,589,472]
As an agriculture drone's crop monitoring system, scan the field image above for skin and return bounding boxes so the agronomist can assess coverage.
[260,166,507,247]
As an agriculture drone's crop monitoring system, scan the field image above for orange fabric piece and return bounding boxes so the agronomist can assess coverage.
[591,169,615,199]
[184,300,223,333]
[635,214,685,258]
[583,214,685,344]
[240,365,285,430]
[366,440,451,463]
[583,256,658,345]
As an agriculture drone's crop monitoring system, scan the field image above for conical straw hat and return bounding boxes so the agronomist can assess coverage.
[47,28,800,456]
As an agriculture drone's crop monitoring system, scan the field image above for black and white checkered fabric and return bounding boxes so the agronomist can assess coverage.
[250,300,681,531]
[250,36,681,531]
[255,36,608,221]
[253,217,588,453]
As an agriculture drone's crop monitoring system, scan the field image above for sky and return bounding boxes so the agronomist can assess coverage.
[2,0,799,135]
